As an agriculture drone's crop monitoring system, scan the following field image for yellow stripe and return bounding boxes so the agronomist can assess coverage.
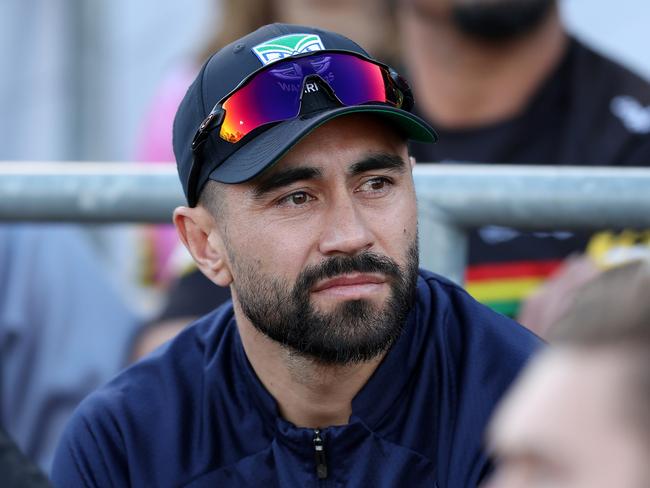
[466,277,544,302]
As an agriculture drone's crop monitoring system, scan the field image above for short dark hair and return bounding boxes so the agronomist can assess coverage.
[198,180,227,220]
[550,259,650,442]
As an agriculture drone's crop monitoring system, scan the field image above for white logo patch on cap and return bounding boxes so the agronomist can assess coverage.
[610,95,650,134]
[252,33,325,65]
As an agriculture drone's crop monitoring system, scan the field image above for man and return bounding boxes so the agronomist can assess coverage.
[486,259,650,487]
[51,24,539,486]
[397,0,650,334]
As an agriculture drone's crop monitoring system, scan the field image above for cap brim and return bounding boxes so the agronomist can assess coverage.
[208,105,438,184]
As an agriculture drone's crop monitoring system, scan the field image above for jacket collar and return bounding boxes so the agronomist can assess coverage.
[231,274,430,432]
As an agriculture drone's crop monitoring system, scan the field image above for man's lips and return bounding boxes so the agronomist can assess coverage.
[311,273,387,293]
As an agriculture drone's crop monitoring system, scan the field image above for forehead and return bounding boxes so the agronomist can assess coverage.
[272,114,408,169]
[217,114,411,205]
[490,348,632,454]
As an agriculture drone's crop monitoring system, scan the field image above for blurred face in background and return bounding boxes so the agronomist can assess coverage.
[486,348,650,488]
[274,0,394,58]
[400,0,556,40]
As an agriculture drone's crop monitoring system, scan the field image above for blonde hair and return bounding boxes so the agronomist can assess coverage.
[551,259,650,441]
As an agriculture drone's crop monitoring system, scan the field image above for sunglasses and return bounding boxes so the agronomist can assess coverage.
[191,50,414,149]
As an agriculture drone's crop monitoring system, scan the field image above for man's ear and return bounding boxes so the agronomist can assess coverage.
[173,206,233,287]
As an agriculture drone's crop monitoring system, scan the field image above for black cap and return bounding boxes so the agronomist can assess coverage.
[173,23,437,206]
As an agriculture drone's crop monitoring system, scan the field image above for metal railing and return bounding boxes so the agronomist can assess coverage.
[2,163,650,283]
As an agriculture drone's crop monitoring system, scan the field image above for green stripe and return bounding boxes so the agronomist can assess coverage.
[480,299,521,318]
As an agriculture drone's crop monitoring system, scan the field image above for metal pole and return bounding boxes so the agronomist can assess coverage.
[412,164,650,229]
[0,163,185,223]
[2,162,650,279]
[417,199,467,285]
[2,163,650,282]
[2,163,650,226]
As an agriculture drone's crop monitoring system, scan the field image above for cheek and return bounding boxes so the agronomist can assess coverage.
[376,193,418,236]
[227,218,317,277]
[365,197,418,264]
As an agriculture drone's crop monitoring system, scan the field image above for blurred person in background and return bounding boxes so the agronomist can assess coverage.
[396,0,650,336]
[1,0,158,474]
[0,225,139,472]
[0,426,51,487]
[485,259,650,487]
[132,0,398,359]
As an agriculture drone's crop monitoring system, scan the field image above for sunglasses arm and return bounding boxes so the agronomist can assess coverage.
[191,106,226,151]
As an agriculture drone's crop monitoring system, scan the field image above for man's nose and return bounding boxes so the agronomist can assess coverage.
[318,193,374,256]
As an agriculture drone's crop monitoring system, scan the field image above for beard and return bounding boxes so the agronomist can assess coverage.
[231,241,419,366]
[451,0,556,41]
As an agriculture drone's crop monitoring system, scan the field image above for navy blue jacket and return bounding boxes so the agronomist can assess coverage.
[51,271,540,487]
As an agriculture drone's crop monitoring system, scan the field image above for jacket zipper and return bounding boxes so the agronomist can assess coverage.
[312,429,328,480]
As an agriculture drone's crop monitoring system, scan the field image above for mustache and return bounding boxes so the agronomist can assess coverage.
[296,252,401,291]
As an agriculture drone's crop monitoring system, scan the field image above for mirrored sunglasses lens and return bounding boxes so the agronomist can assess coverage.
[219,53,397,143]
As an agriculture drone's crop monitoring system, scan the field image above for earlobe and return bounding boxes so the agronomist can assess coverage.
[173,206,233,287]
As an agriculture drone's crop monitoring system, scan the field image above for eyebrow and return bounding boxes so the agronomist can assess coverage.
[250,152,406,198]
[348,153,407,176]
[251,166,322,198]
[489,437,563,468]
[494,447,566,474]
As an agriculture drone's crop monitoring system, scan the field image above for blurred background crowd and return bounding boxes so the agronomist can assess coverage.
[1,0,650,485]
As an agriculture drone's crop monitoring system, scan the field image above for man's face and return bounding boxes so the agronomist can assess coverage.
[401,0,555,40]
[486,348,650,488]
[215,115,419,365]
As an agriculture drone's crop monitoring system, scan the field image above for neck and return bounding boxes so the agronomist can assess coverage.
[399,4,568,129]
[235,305,383,429]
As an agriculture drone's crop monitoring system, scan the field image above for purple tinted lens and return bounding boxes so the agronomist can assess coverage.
[220,53,391,143]
[312,54,389,106]
[220,67,302,142]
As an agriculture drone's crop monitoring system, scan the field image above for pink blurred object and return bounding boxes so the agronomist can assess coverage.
[134,64,197,285]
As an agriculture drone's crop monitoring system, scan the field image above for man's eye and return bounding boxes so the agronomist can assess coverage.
[370,179,386,191]
[358,177,392,193]
[279,191,312,206]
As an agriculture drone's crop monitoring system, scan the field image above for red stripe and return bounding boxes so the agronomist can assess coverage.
[466,260,563,281]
